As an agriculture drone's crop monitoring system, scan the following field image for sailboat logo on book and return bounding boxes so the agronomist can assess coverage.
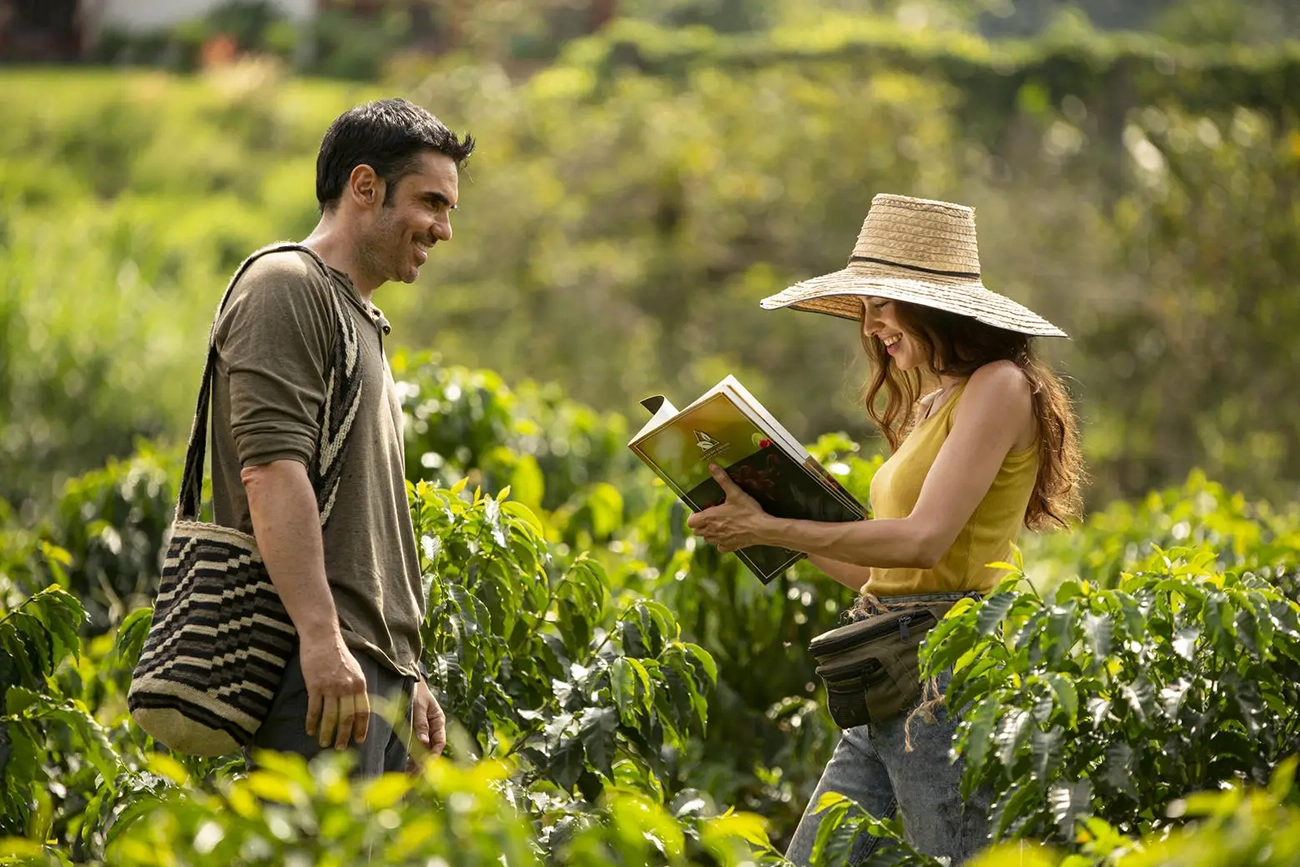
[693,430,728,461]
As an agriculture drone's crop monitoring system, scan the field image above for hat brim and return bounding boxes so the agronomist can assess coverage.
[760,264,1068,338]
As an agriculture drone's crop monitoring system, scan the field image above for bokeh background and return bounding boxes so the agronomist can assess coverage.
[2,0,1298,514]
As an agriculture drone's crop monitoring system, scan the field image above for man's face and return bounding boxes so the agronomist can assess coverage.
[361,150,459,286]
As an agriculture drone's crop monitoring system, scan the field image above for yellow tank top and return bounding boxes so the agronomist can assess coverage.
[865,382,1039,597]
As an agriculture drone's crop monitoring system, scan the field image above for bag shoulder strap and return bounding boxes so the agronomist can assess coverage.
[175,242,363,527]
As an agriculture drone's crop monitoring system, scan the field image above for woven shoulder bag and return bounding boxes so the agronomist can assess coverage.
[127,243,363,757]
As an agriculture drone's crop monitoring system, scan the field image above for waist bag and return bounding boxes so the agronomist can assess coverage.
[808,600,958,729]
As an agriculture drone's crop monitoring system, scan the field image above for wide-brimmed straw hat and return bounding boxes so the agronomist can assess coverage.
[759,193,1067,338]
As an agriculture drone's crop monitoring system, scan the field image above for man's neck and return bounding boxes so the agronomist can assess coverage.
[302,218,381,304]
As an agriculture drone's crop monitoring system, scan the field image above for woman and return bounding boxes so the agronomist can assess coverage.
[686,194,1083,865]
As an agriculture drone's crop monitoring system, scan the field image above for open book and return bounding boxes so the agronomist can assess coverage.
[628,375,866,584]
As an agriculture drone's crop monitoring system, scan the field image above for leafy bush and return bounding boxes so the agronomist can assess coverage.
[923,554,1300,845]
[0,469,786,865]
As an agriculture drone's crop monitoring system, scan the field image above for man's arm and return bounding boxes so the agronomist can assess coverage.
[243,459,370,751]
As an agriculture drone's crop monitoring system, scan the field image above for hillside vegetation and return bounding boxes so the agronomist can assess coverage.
[3,19,1300,510]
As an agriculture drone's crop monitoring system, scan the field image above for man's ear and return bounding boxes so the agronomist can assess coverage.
[347,164,385,210]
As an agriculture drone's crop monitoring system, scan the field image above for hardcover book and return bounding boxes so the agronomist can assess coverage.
[628,375,866,584]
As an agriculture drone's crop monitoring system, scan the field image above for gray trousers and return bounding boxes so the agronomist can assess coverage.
[245,649,417,778]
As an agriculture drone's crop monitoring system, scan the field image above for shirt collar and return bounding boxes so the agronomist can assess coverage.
[325,264,391,335]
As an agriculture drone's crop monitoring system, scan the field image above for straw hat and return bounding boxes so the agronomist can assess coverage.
[759,194,1067,338]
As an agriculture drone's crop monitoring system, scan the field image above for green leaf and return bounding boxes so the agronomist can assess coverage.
[808,799,853,867]
[995,709,1032,769]
[960,698,1000,794]
[1044,673,1079,727]
[994,780,1043,838]
[1053,580,1083,603]
[620,618,650,659]
[680,643,718,686]
[1121,678,1156,724]
[1087,697,1111,729]
[946,652,1004,711]
[1117,595,1147,638]
[1202,593,1230,644]
[1048,779,1093,839]
[550,736,585,790]
[1160,677,1193,721]
[20,699,122,791]
[1233,607,1260,656]
[578,707,619,780]
[1030,728,1062,785]
[28,587,84,668]
[1270,756,1299,800]
[1171,623,1201,660]
[1101,742,1136,797]
[582,482,625,539]
[610,658,640,726]
[1082,612,1114,663]
[112,606,154,672]
[631,659,656,715]
[976,592,1018,636]
[1045,603,1077,665]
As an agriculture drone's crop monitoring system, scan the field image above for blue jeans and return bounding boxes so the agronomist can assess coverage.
[785,593,992,866]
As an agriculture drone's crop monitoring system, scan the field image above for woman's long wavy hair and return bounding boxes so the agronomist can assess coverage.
[860,299,1084,530]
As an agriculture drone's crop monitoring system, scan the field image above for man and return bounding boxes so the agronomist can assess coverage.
[208,98,474,775]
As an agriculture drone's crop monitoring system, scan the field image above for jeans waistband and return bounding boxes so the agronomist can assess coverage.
[877,591,980,606]
[849,590,983,621]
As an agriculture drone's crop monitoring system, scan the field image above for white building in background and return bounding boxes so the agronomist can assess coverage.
[90,0,316,33]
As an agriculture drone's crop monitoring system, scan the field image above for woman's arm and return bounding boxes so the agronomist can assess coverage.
[808,556,873,593]
[688,363,1034,568]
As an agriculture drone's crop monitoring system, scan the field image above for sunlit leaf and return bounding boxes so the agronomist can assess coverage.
[976,592,1018,636]
[1044,673,1079,727]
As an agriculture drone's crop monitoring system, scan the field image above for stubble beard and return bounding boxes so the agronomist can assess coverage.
[357,211,403,287]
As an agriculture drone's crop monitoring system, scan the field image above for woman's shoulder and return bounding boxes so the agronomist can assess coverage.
[956,361,1036,448]
[967,359,1032,397]
[951,361,1033,422]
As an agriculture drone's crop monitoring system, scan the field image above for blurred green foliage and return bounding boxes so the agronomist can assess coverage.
[4,12,1300,513]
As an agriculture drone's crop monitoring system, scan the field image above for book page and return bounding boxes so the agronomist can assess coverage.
[629,395,681,445]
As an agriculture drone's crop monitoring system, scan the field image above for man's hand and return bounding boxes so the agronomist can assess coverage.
[685,464,772,553]
[301,635,370,750]
[409,678,446,766]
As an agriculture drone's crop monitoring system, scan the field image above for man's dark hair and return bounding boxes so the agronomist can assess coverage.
[316,98,475,212]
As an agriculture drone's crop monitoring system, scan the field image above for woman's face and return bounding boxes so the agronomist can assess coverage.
[861,297,926,372]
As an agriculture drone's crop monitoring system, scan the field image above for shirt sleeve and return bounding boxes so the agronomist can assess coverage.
[214,251,335,469]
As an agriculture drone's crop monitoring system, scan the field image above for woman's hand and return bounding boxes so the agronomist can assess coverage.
[685,464,773,553]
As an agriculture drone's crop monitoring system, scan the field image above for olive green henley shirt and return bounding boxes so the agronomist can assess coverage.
[209,249,424,677]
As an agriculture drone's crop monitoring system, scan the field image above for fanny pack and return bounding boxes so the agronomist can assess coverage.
[808,595,970,729]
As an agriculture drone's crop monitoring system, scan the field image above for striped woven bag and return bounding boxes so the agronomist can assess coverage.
[127,243,362,757]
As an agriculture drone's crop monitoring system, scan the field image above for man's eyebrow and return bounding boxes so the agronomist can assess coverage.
[423,191,457,209]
